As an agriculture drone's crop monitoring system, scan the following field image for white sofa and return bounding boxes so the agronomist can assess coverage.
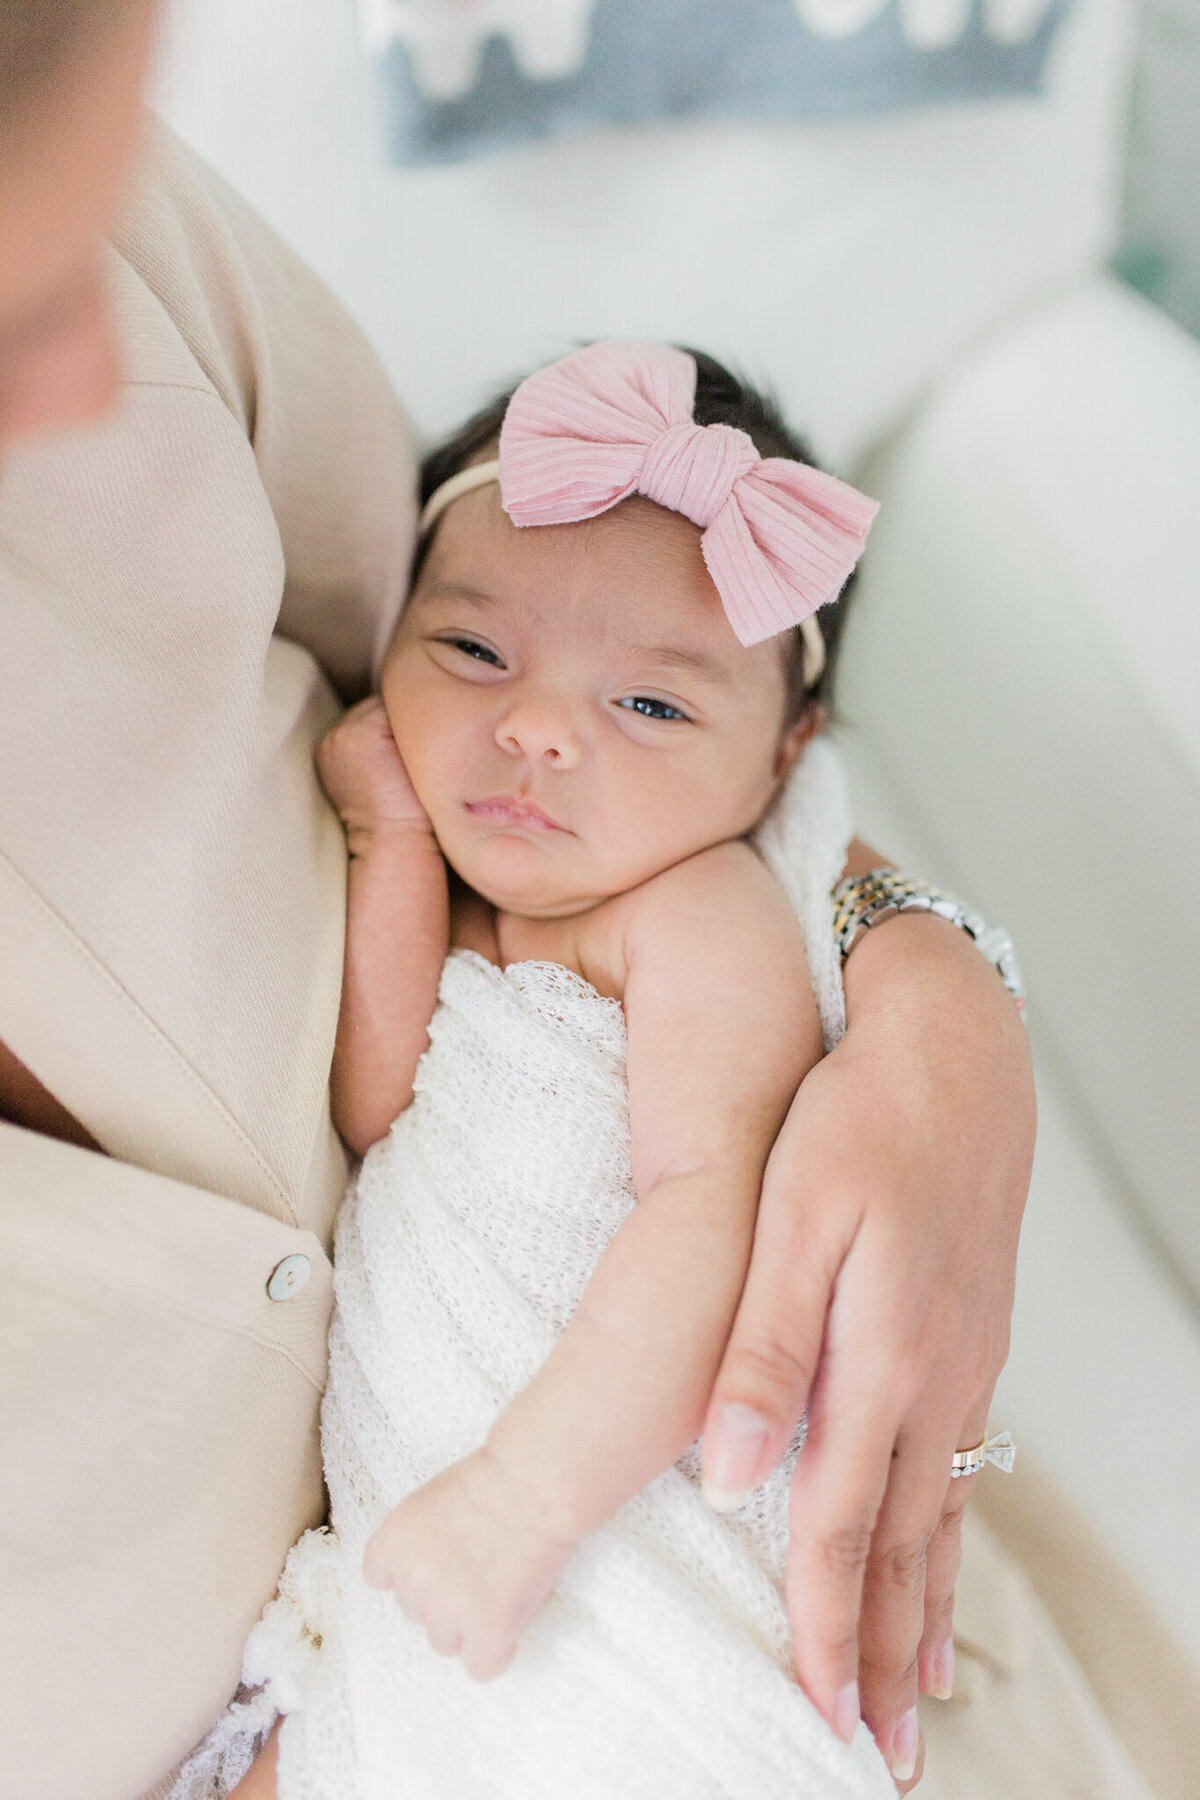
[836,272,1200,1656]
[157,0,1200,1663]
[844,276,1200,1295]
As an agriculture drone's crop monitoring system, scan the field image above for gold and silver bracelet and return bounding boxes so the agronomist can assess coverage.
[832,868,1025,1008]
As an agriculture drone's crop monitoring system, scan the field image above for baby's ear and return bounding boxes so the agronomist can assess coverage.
[773,705,826,781]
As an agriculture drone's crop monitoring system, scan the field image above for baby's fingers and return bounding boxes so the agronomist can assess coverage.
[424,1619,464,1659]
[315,696,391,790]
[316,696,431,836]
[361,1513,408,1592]
[461,1631,519,1683]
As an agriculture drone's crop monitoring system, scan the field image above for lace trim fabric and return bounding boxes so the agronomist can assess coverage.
[171,739,889,1799]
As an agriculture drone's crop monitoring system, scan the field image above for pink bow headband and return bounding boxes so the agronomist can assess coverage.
[417,340,879,679]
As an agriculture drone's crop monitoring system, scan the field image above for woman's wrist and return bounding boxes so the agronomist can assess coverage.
[839,910,1034,1186]
[834,868,1024,1009]
[842,906,1017,1026]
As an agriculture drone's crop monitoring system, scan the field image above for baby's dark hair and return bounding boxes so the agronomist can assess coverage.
[416,348,856,727]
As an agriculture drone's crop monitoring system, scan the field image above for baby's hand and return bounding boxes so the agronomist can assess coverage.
[362,1448,575,1680]
[316,696,432,850]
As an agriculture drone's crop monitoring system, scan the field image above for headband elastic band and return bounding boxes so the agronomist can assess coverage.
[418,459,503,537]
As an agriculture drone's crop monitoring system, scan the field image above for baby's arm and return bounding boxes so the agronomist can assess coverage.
[317,697,450,1156]
[364,841,820,1676]
[227,1721,282,1800]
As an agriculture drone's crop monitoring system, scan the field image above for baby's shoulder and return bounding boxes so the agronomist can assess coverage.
[581,839,792,995]
[494,842,793,1005]
[626,837,785,922]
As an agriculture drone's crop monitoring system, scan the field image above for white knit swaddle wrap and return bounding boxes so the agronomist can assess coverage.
[175,740,892,1800]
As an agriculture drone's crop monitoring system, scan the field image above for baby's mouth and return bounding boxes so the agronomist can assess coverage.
[465,795,565,833]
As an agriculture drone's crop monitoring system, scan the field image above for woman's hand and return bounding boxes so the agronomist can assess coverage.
[701,910,1034,1790]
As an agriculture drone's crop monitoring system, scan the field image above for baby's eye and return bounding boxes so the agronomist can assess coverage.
[617,695,688,722]
[445,636,504,667]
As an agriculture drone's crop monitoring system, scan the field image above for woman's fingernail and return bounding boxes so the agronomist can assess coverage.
[888,1707,920,1782]
[930,1637,955,1700]
[831,1680,860,1744]
[701,1403,769,1512]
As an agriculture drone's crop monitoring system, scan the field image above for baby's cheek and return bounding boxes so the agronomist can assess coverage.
[413,782,464,860]
[601,789,699,881]
[719,746,785,835]
[386,706,448,810]
[634,763,742,850]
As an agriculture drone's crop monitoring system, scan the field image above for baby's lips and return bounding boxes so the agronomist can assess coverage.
[465,795,565,832]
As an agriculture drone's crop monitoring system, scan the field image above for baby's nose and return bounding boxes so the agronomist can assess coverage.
[495,697,582,768]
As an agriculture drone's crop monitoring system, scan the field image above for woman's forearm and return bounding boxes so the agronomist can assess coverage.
[704,846,1034,1784]
[840,835,895,881]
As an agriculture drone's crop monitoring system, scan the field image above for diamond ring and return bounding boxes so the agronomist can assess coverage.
[950,1430,1016,1479]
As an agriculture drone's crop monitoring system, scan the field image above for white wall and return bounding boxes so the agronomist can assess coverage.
[154,0,1129,468]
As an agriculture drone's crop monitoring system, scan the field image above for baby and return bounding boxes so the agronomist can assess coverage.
[222,341,896,1800]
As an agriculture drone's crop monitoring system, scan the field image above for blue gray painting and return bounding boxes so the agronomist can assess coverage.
[369,0,1071,167]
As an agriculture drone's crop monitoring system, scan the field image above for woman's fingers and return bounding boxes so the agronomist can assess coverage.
[916,1405,989,1701]
[700,1163,842,1510]
[916,1483,970,1701]
[780,1239,983,1768]
[787,1362,989,1786]
[854,1420,967,1784]
[780,1329,903,1742]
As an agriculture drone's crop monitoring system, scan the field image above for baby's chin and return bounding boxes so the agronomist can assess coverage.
[443,835,609,921]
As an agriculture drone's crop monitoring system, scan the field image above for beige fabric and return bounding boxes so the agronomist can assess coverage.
[0,121,415,1800]
[919,1504,1151,1800]
[973,1457,1200,1800]
[0,120,415,1221]
[0,1124,333,1798]
[1,118,1196,1800]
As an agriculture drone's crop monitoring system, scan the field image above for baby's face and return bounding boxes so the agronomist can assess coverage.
[382,486,809,919]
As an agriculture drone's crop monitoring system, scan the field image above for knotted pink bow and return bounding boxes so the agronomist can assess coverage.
[498,340,879,646]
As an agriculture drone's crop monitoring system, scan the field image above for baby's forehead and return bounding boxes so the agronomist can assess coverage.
[408,484,790,693]
[434,515,696,618]
[422,489,708,606]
